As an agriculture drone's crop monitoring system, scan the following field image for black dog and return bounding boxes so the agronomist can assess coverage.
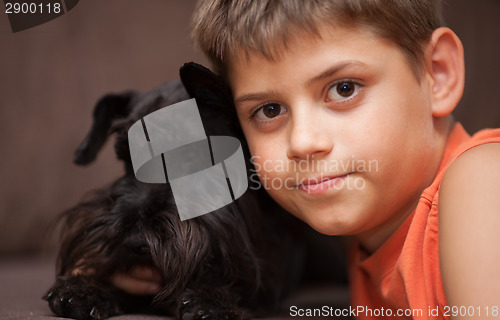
[43,63,310,320]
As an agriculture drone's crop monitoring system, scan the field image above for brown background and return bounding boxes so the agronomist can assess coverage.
[0,0,499,256]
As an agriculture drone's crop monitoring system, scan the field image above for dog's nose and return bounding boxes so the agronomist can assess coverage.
[126,244,150,257]
[135,245,149,254]
[123,237,150,256]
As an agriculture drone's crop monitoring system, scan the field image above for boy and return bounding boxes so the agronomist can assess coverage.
[115,1,500,319]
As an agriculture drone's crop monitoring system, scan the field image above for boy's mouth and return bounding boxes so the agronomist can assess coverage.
[297,173,350,194]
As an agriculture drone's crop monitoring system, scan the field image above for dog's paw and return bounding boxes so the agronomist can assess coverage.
[177,292,247,320]
[43,275,123,320]
[180,301,243,320]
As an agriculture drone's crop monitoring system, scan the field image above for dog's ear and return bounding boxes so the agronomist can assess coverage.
[74,91,138,165]
[180,62,245,140]
[179,62,233,108]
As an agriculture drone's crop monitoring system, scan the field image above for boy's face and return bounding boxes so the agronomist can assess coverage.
[228,24,444,242]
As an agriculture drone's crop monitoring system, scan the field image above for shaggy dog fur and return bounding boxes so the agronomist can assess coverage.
[43,63,309,320]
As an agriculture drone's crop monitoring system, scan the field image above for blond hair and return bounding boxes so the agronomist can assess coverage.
[192,0,443,79]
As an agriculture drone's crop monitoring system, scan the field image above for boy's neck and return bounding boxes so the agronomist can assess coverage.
[357,116,456,254]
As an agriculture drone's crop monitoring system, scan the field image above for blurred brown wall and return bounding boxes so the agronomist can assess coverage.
[446,0,500,132]
[0,0,499,256]
[0,0,207,255]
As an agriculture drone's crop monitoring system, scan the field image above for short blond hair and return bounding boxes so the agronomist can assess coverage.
[191,0,443,79]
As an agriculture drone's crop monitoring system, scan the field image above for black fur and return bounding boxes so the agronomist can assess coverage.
[44,63,307,320]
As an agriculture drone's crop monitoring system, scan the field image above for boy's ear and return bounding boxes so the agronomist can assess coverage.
[426,27,465,117]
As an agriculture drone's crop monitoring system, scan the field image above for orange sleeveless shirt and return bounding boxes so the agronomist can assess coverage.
[349,123,500,319]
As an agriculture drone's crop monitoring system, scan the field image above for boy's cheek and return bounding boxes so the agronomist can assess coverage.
[249,155,303,195]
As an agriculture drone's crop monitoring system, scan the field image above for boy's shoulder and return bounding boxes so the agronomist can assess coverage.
[439,126,500,196]
[440,141,500,202]
[439,141,500,310]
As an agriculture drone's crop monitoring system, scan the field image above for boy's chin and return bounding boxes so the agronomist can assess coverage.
[295,209,362,236]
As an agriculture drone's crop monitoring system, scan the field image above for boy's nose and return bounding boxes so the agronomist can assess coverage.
[286,110,333,160]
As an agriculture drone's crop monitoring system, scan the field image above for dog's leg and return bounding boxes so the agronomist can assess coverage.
[175,287,248,320]
[43,275,128,320]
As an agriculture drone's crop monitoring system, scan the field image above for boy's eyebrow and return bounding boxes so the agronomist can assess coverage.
[305,60,368,87]
[234,90,281,105]
[234,60,368,105]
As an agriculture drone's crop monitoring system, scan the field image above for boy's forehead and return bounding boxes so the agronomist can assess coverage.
[227,22,352,69]
[227,23,392,88]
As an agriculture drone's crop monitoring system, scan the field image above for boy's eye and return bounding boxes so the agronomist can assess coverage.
[254,103,286,119]
[327,81,359,101]
[337,82,355,96]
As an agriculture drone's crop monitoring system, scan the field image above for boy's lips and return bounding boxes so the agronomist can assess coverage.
[297,173,350,194]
